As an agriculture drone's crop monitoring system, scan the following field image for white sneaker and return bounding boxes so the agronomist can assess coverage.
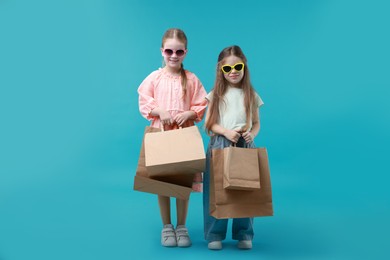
[208,241,222,250]
[237,240,252,249]
[161,224,177,247]
[175,225,192,247]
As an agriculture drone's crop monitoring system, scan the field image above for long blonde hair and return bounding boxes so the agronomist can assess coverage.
[205,45,256,134]
[161,28,188,96]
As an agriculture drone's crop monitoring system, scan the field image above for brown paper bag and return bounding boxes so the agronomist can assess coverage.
[133,176,192,200]
[223,146,260,190]
[144,125,206,177]
[133,126,193,200]
[210,147,273,219]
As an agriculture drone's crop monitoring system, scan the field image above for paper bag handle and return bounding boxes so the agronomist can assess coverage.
[159,122,182,132]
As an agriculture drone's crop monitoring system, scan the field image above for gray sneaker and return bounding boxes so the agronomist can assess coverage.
[161,224,177,247]
[237,240,252,249]
[175,225,192,247]
[208,240,222,250]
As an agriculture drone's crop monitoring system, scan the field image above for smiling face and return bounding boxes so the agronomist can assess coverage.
[222,55,245,87]
[161,38,187,73]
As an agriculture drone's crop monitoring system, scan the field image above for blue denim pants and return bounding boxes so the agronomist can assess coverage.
[203,135,254,242]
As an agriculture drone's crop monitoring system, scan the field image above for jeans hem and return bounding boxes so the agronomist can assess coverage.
[232,234,254,241]
[205,234,226,242]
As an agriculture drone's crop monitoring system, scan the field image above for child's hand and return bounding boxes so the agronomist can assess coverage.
[242,131,254,143]
[159,110,174,125]
[224,129,241,143]
[192,172,203,192]
[174,111,192,126]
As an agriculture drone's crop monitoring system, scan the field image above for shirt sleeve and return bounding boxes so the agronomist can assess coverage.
[190,77,208,122]
[205,91,213,102]
[137,72,158,120]
[255,92,264,108]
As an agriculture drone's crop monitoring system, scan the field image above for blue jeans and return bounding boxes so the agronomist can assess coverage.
[203,135,254,242]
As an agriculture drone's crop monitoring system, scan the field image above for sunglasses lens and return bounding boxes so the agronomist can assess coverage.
[222,66,232,73]
[176,50,185,56]
[164,49,173,56]
[234,63,243,71]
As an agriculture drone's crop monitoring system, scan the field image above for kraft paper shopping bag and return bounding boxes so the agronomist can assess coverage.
[133,126,193,199]
[144,126,206,177]
[223,146,260,190]
[210,147,273,219]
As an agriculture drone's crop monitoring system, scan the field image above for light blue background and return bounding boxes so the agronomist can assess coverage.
[1,0,389,259]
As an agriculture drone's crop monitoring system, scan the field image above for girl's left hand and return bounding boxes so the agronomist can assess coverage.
[174,111,192,126]
[242,131,254,143]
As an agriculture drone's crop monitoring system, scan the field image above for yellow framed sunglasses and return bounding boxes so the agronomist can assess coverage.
[221,62,245,74]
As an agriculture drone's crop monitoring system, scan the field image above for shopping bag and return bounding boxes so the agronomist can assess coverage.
[133,126,193,200]
[144,125,206,177]
[223,146,260,190]
[210,147,273,219]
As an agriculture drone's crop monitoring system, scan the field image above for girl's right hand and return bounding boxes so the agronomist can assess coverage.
[159,110,173,125]
[224,129,241,143]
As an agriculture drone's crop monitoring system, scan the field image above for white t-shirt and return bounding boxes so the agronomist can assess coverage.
[206,86,264,131]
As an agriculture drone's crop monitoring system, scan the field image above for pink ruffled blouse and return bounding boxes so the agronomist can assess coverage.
[138,68,207,129]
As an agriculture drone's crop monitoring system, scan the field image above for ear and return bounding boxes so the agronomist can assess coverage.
[160,48,164,56]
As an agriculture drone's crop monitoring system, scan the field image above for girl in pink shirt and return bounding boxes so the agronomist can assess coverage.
[137,28,207,248]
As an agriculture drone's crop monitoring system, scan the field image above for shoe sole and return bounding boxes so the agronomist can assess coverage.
[178,243,192,247]
[161,242,177,247]
[208,242,222,250]
[237,244,252,249]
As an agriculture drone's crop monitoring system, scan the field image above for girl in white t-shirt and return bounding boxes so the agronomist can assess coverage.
[203,45,264,250]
